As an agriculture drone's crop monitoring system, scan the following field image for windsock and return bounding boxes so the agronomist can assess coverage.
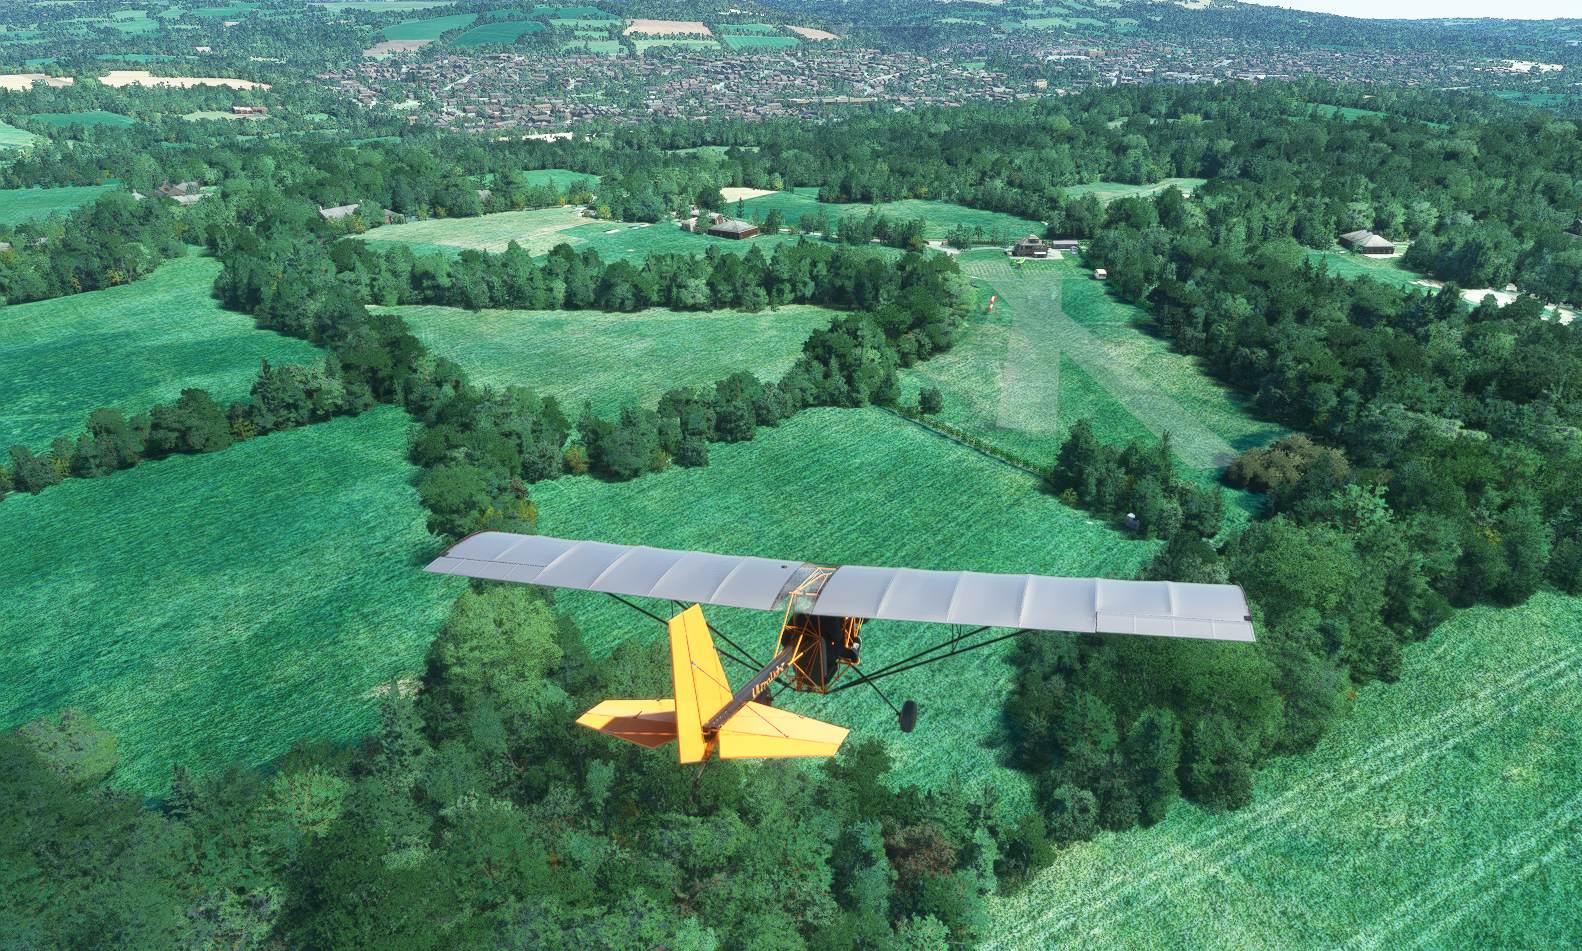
[989,294,998,313]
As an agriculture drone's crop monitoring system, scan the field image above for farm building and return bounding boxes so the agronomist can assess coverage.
[1010,235,1049,258]
[1339,229,1396,255]
[317,203,397,224]
[707,218,759,240]
[679,217,700,232]
[1047,239,1080,251]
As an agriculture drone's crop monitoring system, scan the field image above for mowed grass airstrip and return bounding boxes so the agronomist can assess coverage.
[984,589,1582,951]
[385,303,842,420]
[0,404,469,795]
[0,255,322,451]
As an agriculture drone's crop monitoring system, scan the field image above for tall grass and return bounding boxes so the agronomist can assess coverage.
[385,302,840,419]
[985,590,1582,950]
[528,405,1162,804]
[0,255,322,452]
[0,404,469,795]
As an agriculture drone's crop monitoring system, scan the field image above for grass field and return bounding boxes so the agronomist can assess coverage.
[737,191,1045,242]
[0,122,39,149]
[451,19,543,45]
[633,38,719,54]
[0,182,119,221]
[386,302,840,419]
[1305,249,1427,289]
[182,110,262,121]
[721,34,799,48]
[523,168,599,190]
[549,220,818,263]
[985,589,1582,950]
[0,255,322,452]
[718,22,782,32]
[1063,177,1208,203]
[311,0,453,10]
[349,206,592,257]
[527,404,1160,800]
[565,39,623,53]
[0,404,469,796]
[380,12,477,41]
[899,255,1282,487]
[26,110,138,128]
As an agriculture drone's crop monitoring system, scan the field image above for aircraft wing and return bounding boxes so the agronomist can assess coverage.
[426,532,1253,642]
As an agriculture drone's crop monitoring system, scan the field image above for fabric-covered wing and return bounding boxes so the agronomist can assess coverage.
[669,605,733,763]
[811,570,1254,641]
[424,531,803,610]
[716,702,849,759]
[575,700,678,750]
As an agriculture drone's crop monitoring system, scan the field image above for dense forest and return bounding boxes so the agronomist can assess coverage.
[5,78,1582,947]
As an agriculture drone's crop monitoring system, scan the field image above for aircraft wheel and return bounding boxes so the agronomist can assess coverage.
[899,700,918,733]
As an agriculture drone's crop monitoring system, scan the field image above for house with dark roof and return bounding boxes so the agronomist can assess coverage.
[1010,234,1048,258]
[1339,229,1396,255]
[706,218,759,240]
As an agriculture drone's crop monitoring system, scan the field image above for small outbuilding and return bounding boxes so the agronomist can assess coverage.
[1046,239,1080,251]
[1339,229,1396,255]
[1010,234,1049,258]
[707,218,759,240]
[1094,268,1108,280]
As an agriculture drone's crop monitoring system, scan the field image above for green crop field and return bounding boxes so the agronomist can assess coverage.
[1305,249,1428,289]
[0,255,322,452]
[634,38,720,54]
[348,206,593,257]
[0,182,119,221]
[26,110,138,128]
[380,13,477,41]
[0,404,469,796]
[527,404,1160,800]
[523,168,600,190]
[899,256,1283,484]
[182,110,262,120]
[986,589,1582,950]
[565,38,623,53]
[451,19,543,45]
[311,1,453,10]
[718,22,782,32]
[386,302,840,419]
[737,192,1045,242]
[1063,177,1208,203]
[0,122,39,150]
[722,34,799,48]
[550,16,621,27]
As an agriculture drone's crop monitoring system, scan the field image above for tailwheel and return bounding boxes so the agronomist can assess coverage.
[899,700,918,733]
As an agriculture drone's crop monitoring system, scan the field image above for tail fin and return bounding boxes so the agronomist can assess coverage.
[669,603,733,762]
[717,702,849,758]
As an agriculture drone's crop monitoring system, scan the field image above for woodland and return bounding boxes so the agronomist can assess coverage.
[3,73,1582,948]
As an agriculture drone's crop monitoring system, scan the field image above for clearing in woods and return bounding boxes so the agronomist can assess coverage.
[0,255,322,452]
[983,589,1582,950]
[384,302,842,420]
[348,206,590,256]
[527,404,1158,801]
[0,182,119,221]
[945,258,1244,469]
[0,404,469,796]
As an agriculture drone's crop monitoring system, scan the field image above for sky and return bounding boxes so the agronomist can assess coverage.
[1238,0,1576,19]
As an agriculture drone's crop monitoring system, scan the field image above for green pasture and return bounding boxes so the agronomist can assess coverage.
[0,404,469,796]
[310,1,453,10]
[551,5,608,16]
[0,256,322,452]
[26,110,138,128]
[528,404,1159,800]
[633,38,719,54]
[380,13,477,41]
[385,302,840,420]
[1062,177,1208,203]
[738,192,1046,242]
[348,206,593,257]
[0,123,40,150]
[189,2,259,16]
[718,22,781,33]
[182,110,262,120]
[451,19,542,45]
[722,34,798,48]
[549,16,621,27]
[565,39,622,53]
[106,15,161,33]
[523,167,600,190]
[0,182,118,221]
[1305,249,1427,290]
[987,589,1582,950]
[551,220,838,264]
[904,256,1282,479]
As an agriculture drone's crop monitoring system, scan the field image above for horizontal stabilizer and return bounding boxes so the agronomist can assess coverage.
[717,702,848,759]
[576,699,678,750]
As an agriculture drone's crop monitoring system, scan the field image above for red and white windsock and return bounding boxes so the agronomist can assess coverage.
[989,294,998,313]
